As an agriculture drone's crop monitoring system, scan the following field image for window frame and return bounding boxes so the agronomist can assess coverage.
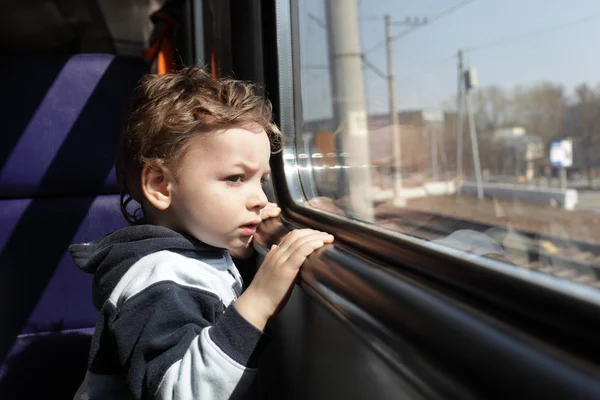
[263,0,600,363]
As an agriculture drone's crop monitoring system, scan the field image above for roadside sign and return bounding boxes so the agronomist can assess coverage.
[550,139,573,168]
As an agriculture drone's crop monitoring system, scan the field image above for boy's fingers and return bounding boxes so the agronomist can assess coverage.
[269,238,323,270]
[284,229,328,246]
[265,202,279,210]
[264,208,280,217]
[260,203,281,218]
[262,231,334,273]
[275,229,317,252]
[286,239,327,267]
[278,232,333,259]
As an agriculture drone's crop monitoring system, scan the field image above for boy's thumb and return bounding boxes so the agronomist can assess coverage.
[270,244,278,251]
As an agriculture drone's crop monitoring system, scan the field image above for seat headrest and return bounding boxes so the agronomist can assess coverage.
[0,54,149,198]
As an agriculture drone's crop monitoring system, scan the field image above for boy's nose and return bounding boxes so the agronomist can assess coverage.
[248,189,268,211]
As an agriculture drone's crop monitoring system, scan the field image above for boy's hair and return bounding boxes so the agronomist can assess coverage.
[116,67,284,224]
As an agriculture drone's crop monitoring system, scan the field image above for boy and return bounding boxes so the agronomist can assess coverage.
[70,67,334,400]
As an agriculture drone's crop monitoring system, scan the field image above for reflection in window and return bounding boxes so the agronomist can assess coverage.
[294,0,600,289]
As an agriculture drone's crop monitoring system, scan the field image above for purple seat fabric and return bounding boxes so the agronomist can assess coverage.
[0,54,148,399]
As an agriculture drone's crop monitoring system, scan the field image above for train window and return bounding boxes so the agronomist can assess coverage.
[287,0,600,290]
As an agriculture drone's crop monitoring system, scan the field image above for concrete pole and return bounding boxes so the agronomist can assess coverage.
[465,88,484,200]
[325,0,374,221]
[431,124,438,179]
[384,14,404,207]
[456,49,465,183]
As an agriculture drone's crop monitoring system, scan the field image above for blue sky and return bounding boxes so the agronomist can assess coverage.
[298,0,600,121]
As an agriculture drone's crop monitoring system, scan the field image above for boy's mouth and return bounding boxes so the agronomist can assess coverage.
[239,220,261,236]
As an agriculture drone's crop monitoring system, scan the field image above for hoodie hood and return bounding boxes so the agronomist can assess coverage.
[69,224,224,310]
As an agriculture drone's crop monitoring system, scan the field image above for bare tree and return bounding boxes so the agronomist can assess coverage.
[513,82,567,146]
[442,87,513,176]
[472,85,512,134]
[573,83,600,187]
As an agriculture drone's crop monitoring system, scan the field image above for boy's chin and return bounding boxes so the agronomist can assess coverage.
[227,238,254,259]
[229,235,253,249]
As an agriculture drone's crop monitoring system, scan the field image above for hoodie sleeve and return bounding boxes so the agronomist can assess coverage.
[89,251,268,400]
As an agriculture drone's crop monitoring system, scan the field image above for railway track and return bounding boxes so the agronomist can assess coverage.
[374,208,600,289]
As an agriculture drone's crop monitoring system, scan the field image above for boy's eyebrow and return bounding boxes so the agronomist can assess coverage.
[232,161,271,174]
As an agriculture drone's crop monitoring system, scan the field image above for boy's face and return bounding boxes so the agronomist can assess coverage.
[168,126,271,250]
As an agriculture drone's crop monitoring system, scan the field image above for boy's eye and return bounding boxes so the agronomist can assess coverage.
[261,174,271,186]
[227,175,243,183]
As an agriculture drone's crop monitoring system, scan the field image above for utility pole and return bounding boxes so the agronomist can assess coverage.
[385,14,403,206]
[384,14,427,206]
[325,0,373,221]
[464,67,484,200]
[431,124,438,179]
[456,49,465,183]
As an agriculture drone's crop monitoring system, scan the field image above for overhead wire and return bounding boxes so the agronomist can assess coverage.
[364,0,477,55]
[466,13,600,53]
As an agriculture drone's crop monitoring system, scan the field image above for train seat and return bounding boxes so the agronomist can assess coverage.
[0,54,148,399]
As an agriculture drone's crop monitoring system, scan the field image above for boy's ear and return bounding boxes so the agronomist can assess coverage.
[140,163,173,211]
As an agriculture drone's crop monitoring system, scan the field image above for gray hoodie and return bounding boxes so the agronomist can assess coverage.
[70,224,266,400]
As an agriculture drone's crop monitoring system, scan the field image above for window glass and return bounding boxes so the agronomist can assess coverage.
[293,0,600,289]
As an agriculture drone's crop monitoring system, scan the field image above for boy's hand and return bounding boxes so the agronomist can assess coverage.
[229,203,281,259]
[234,229,334,330]
[260,202,281,220]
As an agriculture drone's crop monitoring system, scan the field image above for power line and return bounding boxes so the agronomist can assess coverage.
[360,16,381,23]
[304,12,387,79]
[361,56,387,80]
[424,0,476,25]
[466,13,600,53]
[364,0,477,55]
[303,6,463,82]
[395,54,457,87]
[307,12,326,30]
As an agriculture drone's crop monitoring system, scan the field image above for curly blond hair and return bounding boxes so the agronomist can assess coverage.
[116,67,283,224]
